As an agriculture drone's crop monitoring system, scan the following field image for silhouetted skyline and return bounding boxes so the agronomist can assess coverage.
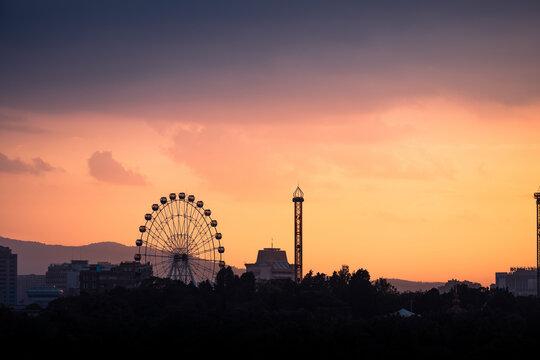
[1,1,540,286]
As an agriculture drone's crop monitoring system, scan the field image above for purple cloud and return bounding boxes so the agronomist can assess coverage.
[0,152,59,175]
[88,151,147,186]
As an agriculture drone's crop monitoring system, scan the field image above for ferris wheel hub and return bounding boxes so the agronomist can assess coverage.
[173,253,188,262]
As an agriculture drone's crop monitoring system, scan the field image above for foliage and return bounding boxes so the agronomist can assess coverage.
[1,266,539,358]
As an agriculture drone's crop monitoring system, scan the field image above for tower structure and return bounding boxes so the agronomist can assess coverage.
[0,246,17,306]
[535,189,540,297]
[293,186,304,283]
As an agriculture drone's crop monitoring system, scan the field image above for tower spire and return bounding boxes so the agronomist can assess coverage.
[535,188,540,297]
[293,185,304,283]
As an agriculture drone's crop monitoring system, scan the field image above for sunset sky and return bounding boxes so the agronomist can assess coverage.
[1,0,540,286]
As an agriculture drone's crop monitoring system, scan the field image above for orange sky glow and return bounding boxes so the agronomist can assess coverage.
[1,98,539,286]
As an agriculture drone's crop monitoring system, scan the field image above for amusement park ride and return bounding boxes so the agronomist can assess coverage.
[535,187,540,297]
[293,186,304,284]
[135,186,306,285]
[135,192,225,285]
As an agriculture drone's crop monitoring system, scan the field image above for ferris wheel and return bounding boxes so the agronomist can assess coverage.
[134,192,225,284]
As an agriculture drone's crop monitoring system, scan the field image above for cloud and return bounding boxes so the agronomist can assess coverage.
[1,0,539,115]
[88,151,148,186]
[0,152,60,175]
[165,120,449,199]
[0,112,46,133]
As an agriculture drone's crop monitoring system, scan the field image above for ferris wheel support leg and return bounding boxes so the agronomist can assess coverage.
[186,262,196,285]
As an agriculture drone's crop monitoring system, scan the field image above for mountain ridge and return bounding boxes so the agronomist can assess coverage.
[1,236,464,292]
[0,236,245,276]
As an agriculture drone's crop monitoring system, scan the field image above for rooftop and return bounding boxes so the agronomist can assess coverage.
[255,248,290,265]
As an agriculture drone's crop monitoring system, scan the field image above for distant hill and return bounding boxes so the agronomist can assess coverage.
[435,279,482,293]
[0,236,245,276]
[386,278,484,293]
[1,237,469,289]
[386,278,445,293]
[0,236,140,275]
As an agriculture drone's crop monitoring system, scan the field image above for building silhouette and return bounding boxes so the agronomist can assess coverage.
[493,267,537,296]
[79,261,152,294]
[245,248,295,281]
[46,260,94,296]
[17,274,46,306]
[26,287,63,308]
[0,246,17,306]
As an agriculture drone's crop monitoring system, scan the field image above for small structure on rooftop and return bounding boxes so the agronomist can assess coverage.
[392,308,417,317]
[245,247,295,281]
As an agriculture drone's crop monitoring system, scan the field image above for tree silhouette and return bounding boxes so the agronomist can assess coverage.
[2,265,540,358]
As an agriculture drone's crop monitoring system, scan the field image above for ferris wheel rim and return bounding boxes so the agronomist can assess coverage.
[135,193,224,284]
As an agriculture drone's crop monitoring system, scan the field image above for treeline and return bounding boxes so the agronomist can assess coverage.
[1,267,540,358]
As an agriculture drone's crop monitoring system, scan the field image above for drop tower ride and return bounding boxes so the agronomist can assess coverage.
[535,188,540,297]
[293,186,304,283]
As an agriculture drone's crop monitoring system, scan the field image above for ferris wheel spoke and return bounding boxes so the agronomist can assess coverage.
[155,206,177,248]
[146,228,176,254]
[171,200,180,248]
[184,202,193,246]
[188,208,205,247]
[138,193,222,283]
[151,254,174,269]
[189,258,214,280]
[175,200,185,247]
[189,233,215,256]
[156,204,178,250]
[187,258,209,282]
[146,216,171,253]
[162,203,177,245]
[154,263,168,278]
[189,227,213,249]
[144,252,172,259]
[190,258,213,274]
[186,213,212,254]
[181,262,190,283]
[159,264,173,279]
[179,261,186,281]
[154,258,173,278]
[190,247,215,258]
[188,205,203,245]
[190,245,215,262]
[189,218,212,252]
[186,262,197,284]
[186,208,199,242]
[179,260,192,284]
[161,203,175,246]
[167,260,177,279]
[162,262,177,279]
[166,202,182,250]
[191,256,219,266]
[146,227,171,251]
[182,201,188,248]
[144,237,172,253]
[149,210,176,252]
[164,202,177,236]
[187,262,206,283]
[179,214,192,250]
[188,205,201,249]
